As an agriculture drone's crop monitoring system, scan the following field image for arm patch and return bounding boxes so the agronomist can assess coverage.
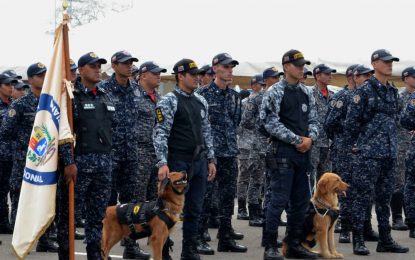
[156,108,164,123]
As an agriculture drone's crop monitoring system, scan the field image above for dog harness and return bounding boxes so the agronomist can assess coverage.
[116,198,176,240]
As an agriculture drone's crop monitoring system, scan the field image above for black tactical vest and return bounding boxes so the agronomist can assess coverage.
[279,85,310,137]
[168,91,205,160]
[74,89,115,154]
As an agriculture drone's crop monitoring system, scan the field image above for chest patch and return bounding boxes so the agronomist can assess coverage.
[83,103,95,110]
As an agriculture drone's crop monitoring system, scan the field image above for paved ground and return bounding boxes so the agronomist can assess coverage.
[1,207,414,259]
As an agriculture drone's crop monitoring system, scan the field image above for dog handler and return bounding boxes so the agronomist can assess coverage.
[153,58,216,260]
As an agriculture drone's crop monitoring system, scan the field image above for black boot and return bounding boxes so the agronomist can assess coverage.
[284,230,318,259]
[334,219,341,233]
[391,192,409,231]
[352,230,370,255]
[75,230,86,240]
[181,238,201,260]
[237,199,249,220]
[263,232,284,260]
[376,226,409,253]
[363,219,379,241]
[86,242,103,260]
[196,237,215,255]
[409,223,415,238]
[339,229,351,243]
[75,218,85,228]
[217,227,244,240]
[249,204,264,227]
[122,239,150,259]
[217,229,247,253]
[36,233,59,253]
[279,218,287,227]
[162,237,174,260]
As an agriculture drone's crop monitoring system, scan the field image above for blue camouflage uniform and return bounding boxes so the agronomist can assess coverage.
[260,79,318,241]
[400,91,415,229]
[0,98,13,229]
[344,76,399,232]
[0,91,38,227]
[101,73,140,206]
[197,81,242,235]
[153,86,215,239]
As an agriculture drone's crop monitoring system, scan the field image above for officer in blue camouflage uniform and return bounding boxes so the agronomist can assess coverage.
[2,70,27,100]
[324,64,360,244]
[261,50,319,260]
[198,65,215,87]
[310,64,335,182]
[153,58,217,260]
[344,49,409,255]
[239,74,266,227]
[197,53,248,253]
[399,66,415,239]
[101,50,151,259]
[391,67,415,231]
[1,63,59,252]
[0,72,17,234]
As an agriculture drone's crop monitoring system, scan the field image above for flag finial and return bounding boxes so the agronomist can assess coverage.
[63,0,69,11]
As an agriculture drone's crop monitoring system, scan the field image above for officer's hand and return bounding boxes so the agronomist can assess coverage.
[207,163,216,181]
[295,136,312,153]
[351,144,359,154]
[64,164,77,185]
[158,165,170,181]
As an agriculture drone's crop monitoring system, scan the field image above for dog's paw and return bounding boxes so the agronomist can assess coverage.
[332,252,343,259]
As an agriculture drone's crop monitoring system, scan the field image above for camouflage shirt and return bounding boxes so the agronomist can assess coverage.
[397,88,413,153]
[310,85,334,147]
[0,98,13,160]
[136,84,160,150]
[153,86,215,167]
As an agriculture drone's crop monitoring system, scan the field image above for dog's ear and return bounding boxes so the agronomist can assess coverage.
[158,178,170,196]
[317,177,328,195]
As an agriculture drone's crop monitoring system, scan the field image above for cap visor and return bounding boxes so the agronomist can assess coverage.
[220,59,239,66]
[150,68,167,73]
[189,69,203,75]
[3,78,18,84]
[292,59,310,66]
[322,69,337,74]
[380,56,400,62]
[118,57,139,63]
[89,58,108,65]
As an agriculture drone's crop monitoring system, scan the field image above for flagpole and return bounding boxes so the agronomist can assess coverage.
[62,1,75,260]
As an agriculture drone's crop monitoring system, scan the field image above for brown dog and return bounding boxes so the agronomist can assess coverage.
[101,171,188,260]
[282,172,349,259]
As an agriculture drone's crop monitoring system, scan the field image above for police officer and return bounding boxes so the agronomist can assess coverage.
[100,50,150,259]
[299,67,312,84]
[1,62,58,252]
[260,49,318,260]
[263,67,283,90]
[197,53,247,253]
[57,52,114,259]
[391,67,415,231]
[344,49,409,255]
[11,80,30,100]
[399,67,415,238]
[311,64,336,182]
[0,72,17,234]
[69,59,78,83]
[324,64,359,244]
[153,58,217,260]
[198,65,215,87]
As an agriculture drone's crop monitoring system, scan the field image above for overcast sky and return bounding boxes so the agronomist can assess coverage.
[1,0,414,72]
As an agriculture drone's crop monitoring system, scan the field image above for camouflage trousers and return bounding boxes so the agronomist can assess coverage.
[335,152,355,231]
[352,156,395,231]
[394,149,407,193]
[237,150,265,204]
[311,146,332,182]
[108,160,141,206]
[137,148,158,202]
[0,161,13,225]
[9,160,25,227]
[404,150,415,225]
[217,156,238,231]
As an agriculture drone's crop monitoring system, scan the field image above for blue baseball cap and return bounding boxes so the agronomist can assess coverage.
[402,66,415,80]
[263,67,284,79]
[212,53,239,67]
[303,67,312,77]
[251,74,265,85]
[2,69,22,80]
[313,64,336,76]
[78,52,107,67]
[27,62,47,78]
[70,59,78,71]
[111,50,139,63]
[139,61,167,75]
[371,49,399,62]
[353,65,374,76]
[0,73,18,84]
[14,80,30,89]
[346,64,359,77]
[199,65,214,75]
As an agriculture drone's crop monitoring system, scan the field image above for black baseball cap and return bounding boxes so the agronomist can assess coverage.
[27,62,47,78]
[353,65,374,76]
[346,64,359,77]
[212,53,239,67]
[2,69,22,80]
[313,64,337,76]
[371,49,399,62]
[251,74,265,85]
[78,52,107,67]
[111,50,139,63]
[263,67,284,79]
[303,67,312,77]
[199,65,214,75]
[282,49,310,66]
[70,59,78,71]
[402,66,415,80]
[14,80,30,89]
[172,59,202,75]
[139,61,167,74]
[0,73,18,84]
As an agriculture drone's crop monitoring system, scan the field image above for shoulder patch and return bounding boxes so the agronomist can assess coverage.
[353,95,361,104]
[155,108,164,123]
[246,102,255,111]
[336,100,343,108]
[410,99,415,108]
[330,100,336,107]
[8,109,16,117]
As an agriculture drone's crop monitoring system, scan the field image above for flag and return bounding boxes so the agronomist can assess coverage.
[12,21,73,259]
